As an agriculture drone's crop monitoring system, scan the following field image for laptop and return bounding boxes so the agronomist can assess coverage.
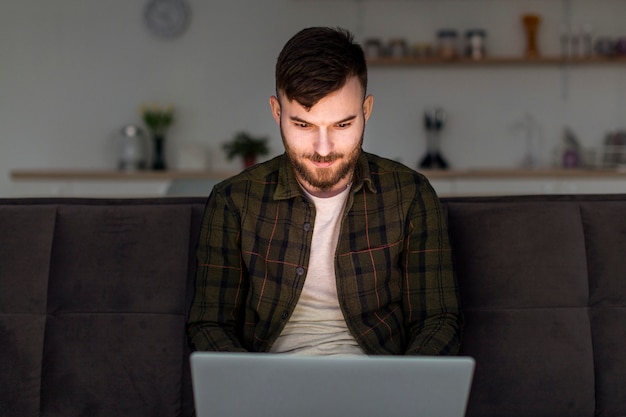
[190,352,475,417]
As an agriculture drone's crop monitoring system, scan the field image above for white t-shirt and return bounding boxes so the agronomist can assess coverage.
[270,185,364,355]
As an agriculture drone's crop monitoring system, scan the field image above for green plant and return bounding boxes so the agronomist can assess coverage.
[223,131,270,160]
[141,104,174,136]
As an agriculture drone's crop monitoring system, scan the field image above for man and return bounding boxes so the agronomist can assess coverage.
[187,27,462,356]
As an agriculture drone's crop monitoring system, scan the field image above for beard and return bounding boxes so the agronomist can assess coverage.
[281,127,363,192]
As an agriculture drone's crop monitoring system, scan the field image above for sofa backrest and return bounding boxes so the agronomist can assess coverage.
[1,195,625,417]
[0,198,205,417]
[446,195,626,417]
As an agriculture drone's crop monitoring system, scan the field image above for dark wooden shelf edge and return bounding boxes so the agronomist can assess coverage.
[367,56,626,67]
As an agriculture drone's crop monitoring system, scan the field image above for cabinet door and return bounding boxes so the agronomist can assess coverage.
[11,180,171,197]
[450,179,558,196]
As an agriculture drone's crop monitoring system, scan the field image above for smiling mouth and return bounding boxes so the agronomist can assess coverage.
[307,152,342,166]
[311,160,335,168]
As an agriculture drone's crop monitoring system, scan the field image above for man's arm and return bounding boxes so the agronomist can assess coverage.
[187,189,248,352]
[403,180,463,355]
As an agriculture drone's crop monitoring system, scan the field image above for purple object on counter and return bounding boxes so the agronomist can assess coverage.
[615,38,626,55]
[563,149,580,168]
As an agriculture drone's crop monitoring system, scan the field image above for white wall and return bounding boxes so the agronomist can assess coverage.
[1,0,625,196]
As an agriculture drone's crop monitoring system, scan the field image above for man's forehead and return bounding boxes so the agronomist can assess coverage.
[276,77,365,109]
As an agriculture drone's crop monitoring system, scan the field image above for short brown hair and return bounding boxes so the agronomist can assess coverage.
[275,27,368,109]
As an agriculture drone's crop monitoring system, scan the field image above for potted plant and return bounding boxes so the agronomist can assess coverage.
[141,104,174,170]
[223,131,270,168]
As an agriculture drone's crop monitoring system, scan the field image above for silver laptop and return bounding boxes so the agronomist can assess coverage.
[190,352,475,417]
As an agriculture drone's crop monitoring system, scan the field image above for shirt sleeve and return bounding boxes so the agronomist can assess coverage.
[403,179,463,355]
[187,188,248,352]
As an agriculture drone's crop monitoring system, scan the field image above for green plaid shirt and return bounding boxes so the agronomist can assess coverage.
[188,152,462,355]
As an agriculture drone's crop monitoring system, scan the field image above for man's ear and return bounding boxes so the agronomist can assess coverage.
[269,96,281,125]
[363,94,374,122]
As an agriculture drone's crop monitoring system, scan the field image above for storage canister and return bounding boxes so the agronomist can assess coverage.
[465,29,487,60]
[436,29,459,59]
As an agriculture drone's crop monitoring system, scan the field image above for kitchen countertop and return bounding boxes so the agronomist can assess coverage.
[10,169,236,181]
[420,167,626,179]
[10,168,626,181]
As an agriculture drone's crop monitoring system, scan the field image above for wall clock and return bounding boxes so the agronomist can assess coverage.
[144,0,190,39]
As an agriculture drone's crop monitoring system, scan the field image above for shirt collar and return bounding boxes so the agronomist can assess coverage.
[273,151,377,201]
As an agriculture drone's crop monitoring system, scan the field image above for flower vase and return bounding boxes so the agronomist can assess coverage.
[152,134,167,170]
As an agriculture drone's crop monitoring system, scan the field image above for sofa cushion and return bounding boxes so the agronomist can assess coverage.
[39,204,196,417]
[41,314,186,416]
[0,206,56,416]
[46,205,192,313]
[582,201,626,417]
[446,199,595,417]
[0,199,204,417]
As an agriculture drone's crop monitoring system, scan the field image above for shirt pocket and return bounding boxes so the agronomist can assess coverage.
[338,238,404,312]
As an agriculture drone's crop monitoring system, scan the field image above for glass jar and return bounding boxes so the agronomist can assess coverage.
[118,125,148,171]
[388,38,408,58]
[465,29,487,60]
[436,29,459,59]
[364,38,383,59]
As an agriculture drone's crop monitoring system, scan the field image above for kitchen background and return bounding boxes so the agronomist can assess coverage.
[1,0,625,197]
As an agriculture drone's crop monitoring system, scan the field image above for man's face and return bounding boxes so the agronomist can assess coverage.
[270,77,374,198]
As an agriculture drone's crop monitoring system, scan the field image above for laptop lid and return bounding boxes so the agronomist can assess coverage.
[190,352,475,417]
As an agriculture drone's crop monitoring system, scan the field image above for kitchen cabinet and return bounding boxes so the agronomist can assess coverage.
[422,169,626,197]
[429,177,626,197]
[9,170,234,198]
[10,168,626,198]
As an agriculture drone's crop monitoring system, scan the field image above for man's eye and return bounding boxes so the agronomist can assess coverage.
[295,122,309,128]
[336,123,351,128]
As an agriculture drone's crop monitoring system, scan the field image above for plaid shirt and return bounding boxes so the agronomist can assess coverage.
[188,152,462,355]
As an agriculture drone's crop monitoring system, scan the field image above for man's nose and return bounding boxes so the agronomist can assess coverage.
[314,129,333,156]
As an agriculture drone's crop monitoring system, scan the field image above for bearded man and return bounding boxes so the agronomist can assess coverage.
[187,27,462,356]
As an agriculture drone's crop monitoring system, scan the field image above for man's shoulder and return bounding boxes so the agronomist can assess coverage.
[362,153,441,208]
[214,155,283,193]
[363,152,428,183]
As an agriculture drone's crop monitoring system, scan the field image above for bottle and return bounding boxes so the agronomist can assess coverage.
[560,24,570,58]
[465,29,487,60]
[581,24,593,58]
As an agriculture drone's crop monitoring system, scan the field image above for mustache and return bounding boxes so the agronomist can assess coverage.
[304,152,344,163]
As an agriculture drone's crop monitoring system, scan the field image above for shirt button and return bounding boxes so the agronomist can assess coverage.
[303,222,311,232]
[281,311,289,320]
[296,266,305,276]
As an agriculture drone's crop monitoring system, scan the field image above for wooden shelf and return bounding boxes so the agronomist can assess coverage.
[367,55,626,67]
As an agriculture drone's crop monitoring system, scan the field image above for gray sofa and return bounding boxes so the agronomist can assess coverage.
[1,195,625,417]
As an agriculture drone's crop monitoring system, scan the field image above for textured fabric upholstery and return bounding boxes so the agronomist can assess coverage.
[0,195,625,417]
[448,199,594,417]
[0,199,202,417]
